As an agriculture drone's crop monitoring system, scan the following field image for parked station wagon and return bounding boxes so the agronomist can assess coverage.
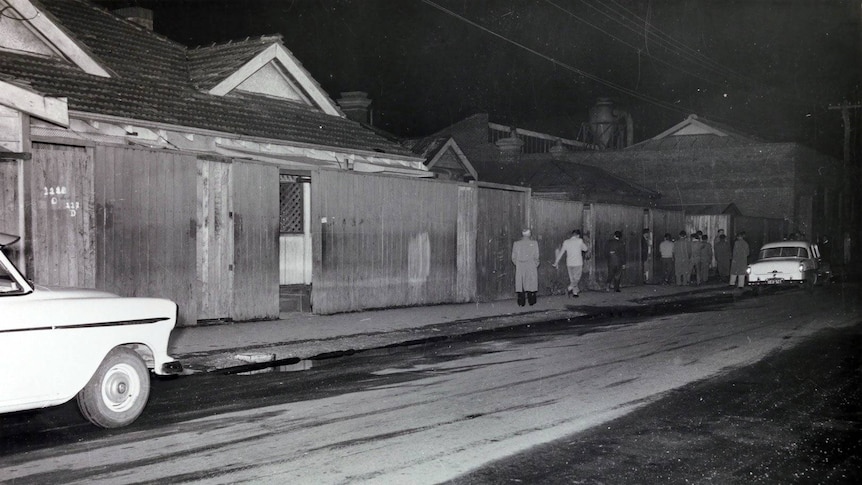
[0,233,182,428]
[746,240,822,292]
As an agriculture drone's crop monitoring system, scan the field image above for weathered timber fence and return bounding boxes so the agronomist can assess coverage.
[475,182,530,302]
[311,169,466,314]
[584,203,645,290]
[531,197,584,295]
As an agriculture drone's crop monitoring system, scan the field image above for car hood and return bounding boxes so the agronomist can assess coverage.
[29,285,119,300]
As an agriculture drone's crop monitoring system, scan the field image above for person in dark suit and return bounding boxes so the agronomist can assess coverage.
[606,230,626,292]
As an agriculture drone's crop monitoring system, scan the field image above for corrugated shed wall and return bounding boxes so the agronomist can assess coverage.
[312,169,462,314]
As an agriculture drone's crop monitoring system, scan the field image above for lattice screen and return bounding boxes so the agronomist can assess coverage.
[279,182,304,233]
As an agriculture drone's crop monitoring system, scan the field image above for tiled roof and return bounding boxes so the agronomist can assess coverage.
[0,0,412,156]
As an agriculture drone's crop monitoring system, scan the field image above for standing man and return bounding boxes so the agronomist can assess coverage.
[606,230,626,292]
[729,231,750,288]
[673,230,692,286]
[697,233,713,284]
[553,229,590,297]
[714,233,731,280]
[659,233,675,285]
[641,229,653,284]
[512,228,540,306]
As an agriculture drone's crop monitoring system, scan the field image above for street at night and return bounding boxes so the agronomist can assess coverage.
[2,285,859,483]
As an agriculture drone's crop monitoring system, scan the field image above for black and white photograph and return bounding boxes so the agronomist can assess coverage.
[1,0,860,483]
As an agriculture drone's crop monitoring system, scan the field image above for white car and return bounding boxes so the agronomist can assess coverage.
[0,233,182,428]
[746,240,822,292]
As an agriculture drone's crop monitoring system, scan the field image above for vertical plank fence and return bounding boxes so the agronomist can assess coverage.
[531,197,584,295]
[475,183,529,301]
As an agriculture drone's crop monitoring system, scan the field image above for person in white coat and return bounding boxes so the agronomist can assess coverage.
[553,229,590,297]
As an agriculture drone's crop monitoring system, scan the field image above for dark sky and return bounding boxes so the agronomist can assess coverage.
[97,0,860,158]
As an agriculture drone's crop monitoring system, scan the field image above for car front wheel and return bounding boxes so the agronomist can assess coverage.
[77,347,151,428]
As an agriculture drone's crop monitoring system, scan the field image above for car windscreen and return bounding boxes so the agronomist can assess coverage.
[759,247,808,259]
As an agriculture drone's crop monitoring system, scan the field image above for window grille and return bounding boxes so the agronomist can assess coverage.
[279,182,304,233]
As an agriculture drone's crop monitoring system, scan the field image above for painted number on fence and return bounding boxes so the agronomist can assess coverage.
[43,186,79,217]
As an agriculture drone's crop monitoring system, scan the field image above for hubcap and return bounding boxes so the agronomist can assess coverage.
[101,363,141,413]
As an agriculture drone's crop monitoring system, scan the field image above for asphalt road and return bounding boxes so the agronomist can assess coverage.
[449,321,862,484]
[1,285,859,484]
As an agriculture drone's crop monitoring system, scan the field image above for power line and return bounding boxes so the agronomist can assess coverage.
[419,0,693,117]
[544,0,735,92]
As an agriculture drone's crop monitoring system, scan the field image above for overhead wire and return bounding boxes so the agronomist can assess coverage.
[586,0,753,85]
[543,0,737,91]
[580,0,816,109]
[418,0,693,116]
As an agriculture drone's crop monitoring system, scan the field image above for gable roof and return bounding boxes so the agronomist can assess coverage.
[188,36,342,115]
[0,0,412,156]
[406,136,478,180]
[627,114,763,151]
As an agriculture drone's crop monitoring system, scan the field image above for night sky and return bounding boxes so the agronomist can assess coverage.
[96,0,860,158]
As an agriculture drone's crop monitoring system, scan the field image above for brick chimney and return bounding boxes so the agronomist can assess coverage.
[495,127,523,164]
[114,7,153,31]
[337,92,372,124]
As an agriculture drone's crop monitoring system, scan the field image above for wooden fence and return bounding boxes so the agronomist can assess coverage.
[531,197,584,294]
[475,183,530,301]
[311,169,464,314]
[585,203,646,290]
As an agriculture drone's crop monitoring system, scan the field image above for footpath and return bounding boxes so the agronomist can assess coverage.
[168,281,740,373]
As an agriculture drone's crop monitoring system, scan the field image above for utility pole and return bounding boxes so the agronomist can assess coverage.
[828,102,861,265]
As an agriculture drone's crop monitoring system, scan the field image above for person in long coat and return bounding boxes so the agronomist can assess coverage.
[697,234,713,284]
[729,232,750,288]
[512,228,540,306]
[672,231,692,285]
[713,233,731,279]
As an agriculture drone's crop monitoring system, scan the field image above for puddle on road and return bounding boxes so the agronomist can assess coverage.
[225,357,315,375]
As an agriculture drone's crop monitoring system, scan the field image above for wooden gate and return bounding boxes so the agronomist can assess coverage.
[232,161,279,321]
[476,183,530,301]
[584,203,645,290]
[93,145,197,324]
[30,143,95,288]
[312,169,462,314]
[531,197,584,294]
[197,158,233,320]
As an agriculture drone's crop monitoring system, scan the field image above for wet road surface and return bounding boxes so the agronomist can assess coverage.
[1,285,859,483]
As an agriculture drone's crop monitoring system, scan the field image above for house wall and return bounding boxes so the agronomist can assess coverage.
[572,146,798,220]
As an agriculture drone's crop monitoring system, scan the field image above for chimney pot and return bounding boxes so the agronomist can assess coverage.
[337,91,372,124]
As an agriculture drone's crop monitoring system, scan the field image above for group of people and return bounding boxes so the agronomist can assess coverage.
[658,229,750,288]
[511,226,756,307]
[510,227,622,307]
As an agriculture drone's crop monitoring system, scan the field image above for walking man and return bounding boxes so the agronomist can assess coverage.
[553,229,590,297]
[606,230,626,292]
[512,228,540,306]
